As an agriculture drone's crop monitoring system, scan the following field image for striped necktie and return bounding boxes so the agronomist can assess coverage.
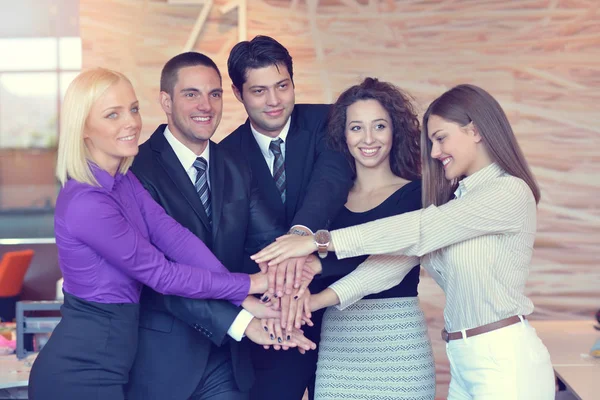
[193,157,212,223]
[269,138,286,204]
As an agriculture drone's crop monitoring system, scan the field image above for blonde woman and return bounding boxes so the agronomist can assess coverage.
[27,68,311,400]
[253,84,555,400]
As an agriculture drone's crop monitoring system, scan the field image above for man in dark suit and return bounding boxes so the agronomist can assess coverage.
[126,52,315,400]
[220,35,354,400]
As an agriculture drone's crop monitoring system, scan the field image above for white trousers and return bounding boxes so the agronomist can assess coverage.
[446,319,555,400]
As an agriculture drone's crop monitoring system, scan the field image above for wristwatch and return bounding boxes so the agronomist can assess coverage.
[314,229,331,259]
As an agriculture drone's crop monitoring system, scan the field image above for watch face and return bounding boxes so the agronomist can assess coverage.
[315,230,331,245]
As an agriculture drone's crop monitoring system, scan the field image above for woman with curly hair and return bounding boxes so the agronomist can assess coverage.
[303,77,436,399]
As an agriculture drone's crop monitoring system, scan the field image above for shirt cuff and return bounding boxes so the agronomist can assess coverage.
[331,226,364,259]
[329,278,364,311]
[227,309,254,342]
[288,225,314,236]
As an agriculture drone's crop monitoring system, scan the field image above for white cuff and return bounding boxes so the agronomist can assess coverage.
[227,309,254,342]
[289,225,314,236]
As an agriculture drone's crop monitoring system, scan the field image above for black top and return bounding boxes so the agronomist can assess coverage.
[319,180,422,299]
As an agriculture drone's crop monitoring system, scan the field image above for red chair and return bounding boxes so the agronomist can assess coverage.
[0,250,34,321]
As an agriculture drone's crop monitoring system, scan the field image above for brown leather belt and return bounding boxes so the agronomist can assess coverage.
[441,315,526,343]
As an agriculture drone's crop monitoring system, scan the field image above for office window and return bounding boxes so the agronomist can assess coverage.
[0,37,81,149]
[0,0,79,212]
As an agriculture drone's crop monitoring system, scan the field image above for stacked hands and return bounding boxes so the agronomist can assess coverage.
[244,234,323,353]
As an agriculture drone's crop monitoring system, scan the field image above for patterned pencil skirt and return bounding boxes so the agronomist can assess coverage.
[315,297,436,400]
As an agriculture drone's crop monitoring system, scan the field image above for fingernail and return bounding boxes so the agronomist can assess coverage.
[294,295,298,300]
[286,335,291,340]
[264,326,268,332]
[278,337,282,343]
[273,293,278,298]
[270,334,274,340]
[261,295,269,302]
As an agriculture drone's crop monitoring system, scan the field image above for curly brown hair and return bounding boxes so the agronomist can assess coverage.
[327,77,421,180]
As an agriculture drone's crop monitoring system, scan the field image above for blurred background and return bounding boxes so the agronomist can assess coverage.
[1,1,599,398]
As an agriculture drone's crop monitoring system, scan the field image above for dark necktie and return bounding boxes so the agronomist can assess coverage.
[193,157,212,223]
[269,138,286,204]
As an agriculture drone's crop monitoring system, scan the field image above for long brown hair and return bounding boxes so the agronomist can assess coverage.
[327,77,421,180]
[422,84,540,206]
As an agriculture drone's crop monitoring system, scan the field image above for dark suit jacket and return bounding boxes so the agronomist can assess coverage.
[220,104,353,237]
[126,124,285,400]
[219,104,353,398]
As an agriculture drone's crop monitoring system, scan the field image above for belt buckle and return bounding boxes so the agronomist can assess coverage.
[441,328,449,343]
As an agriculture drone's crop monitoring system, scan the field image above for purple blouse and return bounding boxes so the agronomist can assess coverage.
[54,166,249,305]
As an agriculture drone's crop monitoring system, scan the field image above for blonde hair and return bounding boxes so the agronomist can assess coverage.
[56,68,135,187]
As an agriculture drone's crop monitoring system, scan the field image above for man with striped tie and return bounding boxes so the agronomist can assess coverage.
[127,52,316,400]
[220,35,354,400]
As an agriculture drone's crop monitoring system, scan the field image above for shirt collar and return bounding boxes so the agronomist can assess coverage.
[250,117,291,159]
[89,162,123,191]
[164,125,210,172]
[454,163,504,199]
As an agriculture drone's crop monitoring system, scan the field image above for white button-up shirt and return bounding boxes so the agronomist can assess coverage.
[331,163,536,332]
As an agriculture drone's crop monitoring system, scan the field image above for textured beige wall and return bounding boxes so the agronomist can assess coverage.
[81,1,600,397]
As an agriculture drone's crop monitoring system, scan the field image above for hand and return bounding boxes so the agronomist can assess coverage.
[262,256,308,298]
[280,288,313,334]
[251,234,317,266]
[241,296,280,320]
[248,271,268,295]
[245,318,287,348]
[258,318,317,352]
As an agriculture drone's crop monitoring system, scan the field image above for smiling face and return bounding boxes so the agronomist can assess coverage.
[427,114,492,180]
[233,63,295,138]
[345,99,393,172]
[161,65,223,154]
[84,79,141,175]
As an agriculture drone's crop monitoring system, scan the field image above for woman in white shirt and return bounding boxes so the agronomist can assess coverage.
[253,84,555,400]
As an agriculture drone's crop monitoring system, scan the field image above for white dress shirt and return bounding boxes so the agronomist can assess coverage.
[331,163,536,332]
[250,117,291,176]
[164,126,253,341]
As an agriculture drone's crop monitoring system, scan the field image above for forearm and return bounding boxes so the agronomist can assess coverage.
[329,255,419,310]
[331,184,529,260]
[329,211,420,259]
[163,296,241,346]
[310,288,340,312]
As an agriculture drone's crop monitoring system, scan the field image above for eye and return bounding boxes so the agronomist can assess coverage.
[106,112,118,119]
[279,83,288,90]
[184,92,196,98]
[375,123,386,130]
[253,89,264,95]
[349,126,361,131]
[131,106,139,114]
[211,92,222,99]
[437,136,445,143]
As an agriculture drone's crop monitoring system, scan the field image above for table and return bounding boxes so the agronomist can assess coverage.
[530,320,600,400]
[0,353,36,388]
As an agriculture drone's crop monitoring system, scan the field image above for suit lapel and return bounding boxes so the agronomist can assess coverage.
[150,125,212,231]
[240,122,286,220]
[209,142,224,240]
[283,113,309,224]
